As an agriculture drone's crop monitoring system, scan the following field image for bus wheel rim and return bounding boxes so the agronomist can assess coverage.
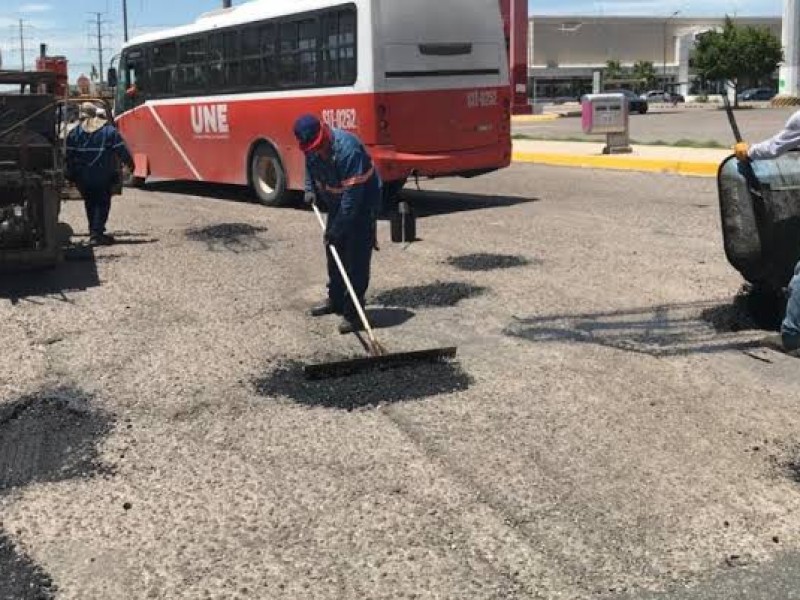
[255,156,277,196]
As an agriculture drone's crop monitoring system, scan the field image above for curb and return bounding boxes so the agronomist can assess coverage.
[511,151,720,178]
[512,114,562,123]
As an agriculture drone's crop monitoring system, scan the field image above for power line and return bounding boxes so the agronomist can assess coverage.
[87,12,112,84]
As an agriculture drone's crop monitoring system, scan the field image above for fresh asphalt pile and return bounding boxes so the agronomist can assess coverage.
[372,281,487,309]
[184,222,269,252]
[445,252,533,272]
[0,387,112,492]
[254,358,472,410]
[0,531,56,600]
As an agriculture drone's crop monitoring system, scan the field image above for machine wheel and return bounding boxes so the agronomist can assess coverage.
[638,105,648,115]
[249,143,290,206]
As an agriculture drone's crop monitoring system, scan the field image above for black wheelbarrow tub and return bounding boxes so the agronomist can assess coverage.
[717,153,800,292]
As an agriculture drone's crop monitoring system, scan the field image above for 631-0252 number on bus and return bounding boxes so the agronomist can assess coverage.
[322,108,358,130]
[466,89,498,108]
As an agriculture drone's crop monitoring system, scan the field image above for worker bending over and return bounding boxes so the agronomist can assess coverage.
[293,114,382,334]
[735,115,800,351]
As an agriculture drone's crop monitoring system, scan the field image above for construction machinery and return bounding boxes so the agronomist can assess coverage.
[0,70,69,270]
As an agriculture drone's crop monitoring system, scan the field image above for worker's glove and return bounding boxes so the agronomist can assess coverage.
[304,191,317,205]
[734,142,750,162]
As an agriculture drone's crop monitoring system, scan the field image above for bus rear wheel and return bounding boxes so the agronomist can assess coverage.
[250,143,290,206]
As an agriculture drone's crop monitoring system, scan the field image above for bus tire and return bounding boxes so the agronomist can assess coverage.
[249,143,290,206]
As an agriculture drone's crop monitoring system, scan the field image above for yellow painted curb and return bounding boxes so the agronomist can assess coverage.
[511,114,562,123]
[512,151,720,178]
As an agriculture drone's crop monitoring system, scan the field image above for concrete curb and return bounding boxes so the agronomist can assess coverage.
[511,114,562,123]
[512,150,720,178]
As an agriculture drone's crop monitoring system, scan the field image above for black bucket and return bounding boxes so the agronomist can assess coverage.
[390,201,416,243]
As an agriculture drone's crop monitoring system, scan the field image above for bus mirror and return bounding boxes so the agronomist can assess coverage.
[107,67,118,88]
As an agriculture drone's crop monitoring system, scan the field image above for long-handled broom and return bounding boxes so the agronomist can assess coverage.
[304,202,457,380]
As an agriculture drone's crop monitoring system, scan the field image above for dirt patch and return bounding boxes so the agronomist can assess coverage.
[445,253,534,272]
[0,531,55,600]
[254,359,472,410]
[373,282,487,309]
[702,285,786,333]
[185,223,269,253]
[0,387,112,493]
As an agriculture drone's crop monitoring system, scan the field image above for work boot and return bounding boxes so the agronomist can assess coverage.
[309,302,337,317]
[338,317,365,335]
[89,233,115,246]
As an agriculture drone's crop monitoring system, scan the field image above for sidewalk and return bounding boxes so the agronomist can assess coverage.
[512,139,730,177]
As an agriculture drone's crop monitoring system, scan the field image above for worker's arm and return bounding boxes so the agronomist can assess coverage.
[748,110,800,160]
[108,127,134,169]
[326,149,372,243]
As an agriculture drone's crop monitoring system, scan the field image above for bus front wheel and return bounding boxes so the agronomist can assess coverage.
[250,143,289,206]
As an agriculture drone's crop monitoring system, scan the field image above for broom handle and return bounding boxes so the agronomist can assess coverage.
[311,202,380,345]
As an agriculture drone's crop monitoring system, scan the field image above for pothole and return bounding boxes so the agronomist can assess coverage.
[0,387,112,492]
[254,359,472,410]
[0,531,55,600]
[373,282,487,309]
[185,223,269,252]
[445,253,534,272]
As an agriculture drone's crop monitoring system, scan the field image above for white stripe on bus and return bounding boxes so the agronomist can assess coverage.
[147,104,202,180]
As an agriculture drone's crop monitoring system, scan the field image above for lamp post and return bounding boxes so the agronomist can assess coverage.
[122,0,128,42]
[662,10,680,90]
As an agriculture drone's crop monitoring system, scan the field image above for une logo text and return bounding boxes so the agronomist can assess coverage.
[191,104,229,135]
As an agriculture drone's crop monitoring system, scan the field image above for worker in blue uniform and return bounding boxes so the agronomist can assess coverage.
[293,114,382,334]
[66,103,134,246]
[735,119,800,352]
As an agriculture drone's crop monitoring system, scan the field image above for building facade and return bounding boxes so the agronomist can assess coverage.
[529,16,781,101]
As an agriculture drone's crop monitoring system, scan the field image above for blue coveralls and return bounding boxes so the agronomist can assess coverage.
[305,129,382,322]
[66,123,133,237]
[747,113,800,349]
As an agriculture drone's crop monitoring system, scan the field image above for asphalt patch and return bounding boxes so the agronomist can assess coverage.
[254,359,472,410]
[185,223,269,253]
[372,281,487,309]
[0,531,55,600]
[0,387,112,492]
[702,285,785,333]
[445,253,534,272]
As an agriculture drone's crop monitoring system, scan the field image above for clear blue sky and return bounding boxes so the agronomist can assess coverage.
[0,0,785,80]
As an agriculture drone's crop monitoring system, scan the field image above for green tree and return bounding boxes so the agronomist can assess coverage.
[692,16,783,106]
[632,61,657,91]
[604,59,625,84]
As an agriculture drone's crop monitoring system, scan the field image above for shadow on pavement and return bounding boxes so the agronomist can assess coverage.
[395,188,537,218]
[505,299,768,358]
[0,531,55,600]
[142,181,259,204]
[364,307,415,329]
[0,245,100,304]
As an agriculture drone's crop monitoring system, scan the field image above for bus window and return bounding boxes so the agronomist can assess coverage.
[321,8,356,85]
[279,18,318,87]
[117,47,148,111]
[260,24,277,87]
[241,27,261,87]
[178,37,207,93]
[151,41,177,96]
[208,30,240,92]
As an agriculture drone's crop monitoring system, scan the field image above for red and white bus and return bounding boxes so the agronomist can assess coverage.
[113,0,511,205]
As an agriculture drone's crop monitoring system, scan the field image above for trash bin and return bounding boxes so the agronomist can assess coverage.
[718,153,800,294]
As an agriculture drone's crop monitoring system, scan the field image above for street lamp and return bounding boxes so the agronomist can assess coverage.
[663,10,680,90]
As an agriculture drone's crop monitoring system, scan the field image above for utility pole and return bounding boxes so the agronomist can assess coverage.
[89,12,110,84]
[19,19,26,71]
[662,10,680,90]
[122,0,129,42]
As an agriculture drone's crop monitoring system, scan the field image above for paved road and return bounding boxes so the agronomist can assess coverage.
[2,166,800,599]
[514,106,799,146]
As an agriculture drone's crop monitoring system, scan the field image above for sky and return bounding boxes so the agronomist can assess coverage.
[0,0,786,81]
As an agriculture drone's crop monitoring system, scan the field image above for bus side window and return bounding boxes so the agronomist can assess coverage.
[321,8,357,86]
[178,36,208,93]
[151,41,177,97]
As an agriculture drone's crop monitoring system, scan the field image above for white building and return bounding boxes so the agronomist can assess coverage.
[528,16,782,100]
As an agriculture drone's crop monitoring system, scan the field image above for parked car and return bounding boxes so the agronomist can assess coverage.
[641,90,685,104]
[738,88,776,102]
[606,89,649,114]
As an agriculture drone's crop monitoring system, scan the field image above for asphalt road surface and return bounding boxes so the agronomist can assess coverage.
[2,165,800,599]
[514,106,799,147]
